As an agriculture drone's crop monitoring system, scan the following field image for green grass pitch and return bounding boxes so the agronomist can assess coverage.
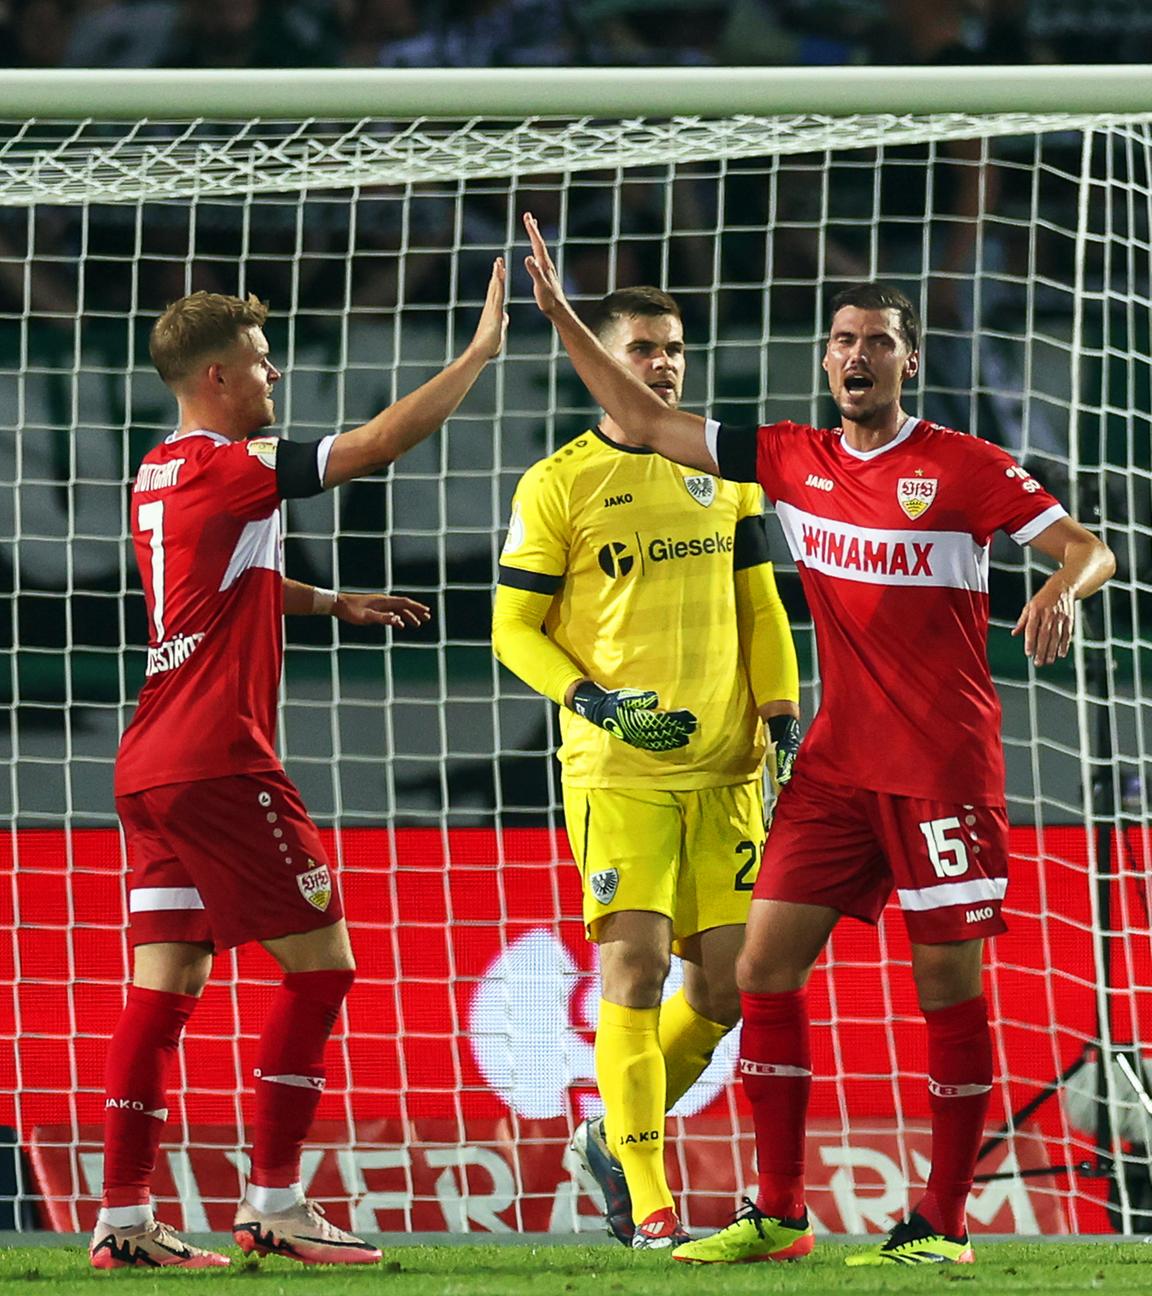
[0,1241,1150,1296]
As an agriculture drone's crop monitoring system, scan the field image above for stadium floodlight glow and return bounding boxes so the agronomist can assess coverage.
[0,67,1149,1238]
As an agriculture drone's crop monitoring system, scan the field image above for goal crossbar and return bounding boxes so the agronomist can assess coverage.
[1,65,1152,120]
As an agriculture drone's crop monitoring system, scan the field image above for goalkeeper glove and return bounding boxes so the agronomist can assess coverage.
[767,713,801,786]
[571,682,698,752]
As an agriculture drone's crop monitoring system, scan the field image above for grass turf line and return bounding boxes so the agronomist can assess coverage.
[0,1242,1150,1295]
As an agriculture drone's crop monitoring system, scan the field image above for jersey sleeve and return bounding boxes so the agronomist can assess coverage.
[497,461,570,595]
[199,437,285,521]
[709,421,800,500]
[733,483,772,571]
[964,440,1068,545]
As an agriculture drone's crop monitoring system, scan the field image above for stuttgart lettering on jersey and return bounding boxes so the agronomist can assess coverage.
[146,631,205,677]
[774,501,989,592]
[134,459,185,493]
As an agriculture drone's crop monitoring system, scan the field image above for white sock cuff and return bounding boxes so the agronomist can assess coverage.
[244,1182,305,1213]
[98,1203,153,1228]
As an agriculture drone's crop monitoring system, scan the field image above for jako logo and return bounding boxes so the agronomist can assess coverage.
[966,906,994,923]
[603,493,633,508]
[805,473,834,491]
[598,541,634,577]
[619,1130,660,1145]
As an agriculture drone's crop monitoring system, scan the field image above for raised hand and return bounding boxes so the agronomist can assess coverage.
[471,257,508,360]
[335,593,431,629]
[522,212,570,320]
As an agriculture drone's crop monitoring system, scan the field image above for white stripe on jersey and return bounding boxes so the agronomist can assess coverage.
[129,886,205,912]
[316,434,338,487]
[1010,502,1067,545]
[896,877,1008,913]
[219,511,282,591]
[703,418,722,473]
[775,501,990,592]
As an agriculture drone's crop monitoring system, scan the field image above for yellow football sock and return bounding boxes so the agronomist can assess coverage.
[659,989,732,1109]
[595,999,673,1223]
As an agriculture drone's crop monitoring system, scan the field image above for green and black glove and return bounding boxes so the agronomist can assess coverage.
[768,713,801,786]
[571,682,698,752]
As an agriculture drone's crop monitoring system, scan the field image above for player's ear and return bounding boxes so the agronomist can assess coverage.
[903,351,919,381]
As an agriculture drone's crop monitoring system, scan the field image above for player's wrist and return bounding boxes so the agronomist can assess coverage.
[311,586,338,616]
[570,680,608,720]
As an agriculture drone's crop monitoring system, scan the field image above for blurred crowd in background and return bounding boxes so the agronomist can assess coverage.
[0,0,1143,70]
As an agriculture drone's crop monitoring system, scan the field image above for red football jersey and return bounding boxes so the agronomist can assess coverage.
[115,430,290,796]
[713,416,1066,803]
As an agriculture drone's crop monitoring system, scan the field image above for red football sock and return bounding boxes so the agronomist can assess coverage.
[102,986,198,1209]
[739,989,811,1220]
[248,969,354,1189]
[918,995,993,1238]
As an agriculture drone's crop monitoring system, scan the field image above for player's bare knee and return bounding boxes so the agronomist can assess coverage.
[911,940,983,1011]
[600,946,670,1007]
[132,941,213,997]
[695,984,742,1028]
[735,945,811,995]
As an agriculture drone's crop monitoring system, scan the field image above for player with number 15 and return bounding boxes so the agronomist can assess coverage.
[523,210,1114,1266]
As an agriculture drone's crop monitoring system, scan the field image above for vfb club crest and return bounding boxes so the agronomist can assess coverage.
[897,474,937,519]
[683,475,715,507]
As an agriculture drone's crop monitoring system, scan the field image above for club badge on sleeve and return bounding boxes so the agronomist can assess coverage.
[246,437,279,469]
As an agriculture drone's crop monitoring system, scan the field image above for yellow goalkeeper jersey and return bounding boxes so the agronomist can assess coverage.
[499,427,767,789]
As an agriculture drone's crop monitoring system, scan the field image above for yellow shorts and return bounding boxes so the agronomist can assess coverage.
[562,781,764,947]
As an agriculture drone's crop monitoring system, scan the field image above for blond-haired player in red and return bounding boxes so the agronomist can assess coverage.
[90,265,506,1269]
[522,211,1114,1266]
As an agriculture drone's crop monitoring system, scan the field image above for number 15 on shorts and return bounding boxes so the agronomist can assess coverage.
[919,817,970,878]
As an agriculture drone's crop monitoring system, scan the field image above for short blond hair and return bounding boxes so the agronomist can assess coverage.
[149,291,269,386]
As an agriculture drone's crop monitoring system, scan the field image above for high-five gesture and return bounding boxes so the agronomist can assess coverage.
[523,213,571,321]
[521,211,718,474]
[322,255,509,487]
[471,256,509,359]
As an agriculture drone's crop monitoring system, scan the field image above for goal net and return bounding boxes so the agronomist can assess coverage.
[1,69,1150,1237]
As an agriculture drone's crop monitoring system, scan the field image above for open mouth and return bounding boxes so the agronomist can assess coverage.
[649,381,676,395]
[844,374,874,393]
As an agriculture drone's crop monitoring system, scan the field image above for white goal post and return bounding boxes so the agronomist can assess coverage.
[0,67,1150,1237]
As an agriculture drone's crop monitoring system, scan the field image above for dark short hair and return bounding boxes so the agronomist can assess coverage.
[149,291,269,386]
[585,286,681,341]
[828,282,920,353]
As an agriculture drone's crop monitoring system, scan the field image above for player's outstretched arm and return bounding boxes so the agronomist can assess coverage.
[322,258,508,488]
[522,213,717,474]
[1013,517,1115,666]
[283,578,431,627]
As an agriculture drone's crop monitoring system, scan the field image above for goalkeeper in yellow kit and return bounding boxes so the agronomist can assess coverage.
[492,286,800,1249]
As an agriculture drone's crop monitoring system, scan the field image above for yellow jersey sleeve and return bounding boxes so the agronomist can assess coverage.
[497,457,569,596]
[492,583,585,707]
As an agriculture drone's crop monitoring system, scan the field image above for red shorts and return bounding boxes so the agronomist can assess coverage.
[759,770,1009,943]
[116,769,344,950]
